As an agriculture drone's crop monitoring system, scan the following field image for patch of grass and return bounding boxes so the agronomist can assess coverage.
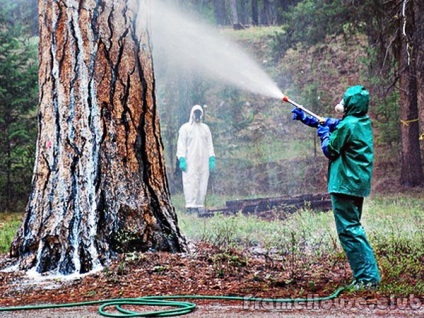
[1,196,422,296]
[221,26,284,41]
[364,195,424,296]
[172,193,248,213]
[178,206,339,256]
[0,212,23,253]
[177,194,423,296]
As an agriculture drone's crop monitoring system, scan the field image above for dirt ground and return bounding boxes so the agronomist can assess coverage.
[0,243,422,317]
[0,300,422,317]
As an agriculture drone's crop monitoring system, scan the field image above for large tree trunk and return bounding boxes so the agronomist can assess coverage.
[413,0,424,151]
[398,0,423,186]
[276,0,286,25]
[239,0,247,25]
[229,0,239,26]
[261,0,271,25]
[10,0,187,275]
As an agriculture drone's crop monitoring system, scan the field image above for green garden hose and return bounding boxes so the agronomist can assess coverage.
[0,285,347,317]
[0,287,347,317]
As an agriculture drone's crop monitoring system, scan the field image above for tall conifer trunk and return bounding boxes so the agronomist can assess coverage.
[10,0,187,275]
[398,0,423,186]
[413,0,424,151]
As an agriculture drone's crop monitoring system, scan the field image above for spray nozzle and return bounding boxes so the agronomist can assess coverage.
[281,93,325,124]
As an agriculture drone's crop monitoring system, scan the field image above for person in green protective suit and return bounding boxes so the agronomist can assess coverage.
[292,85,380,289]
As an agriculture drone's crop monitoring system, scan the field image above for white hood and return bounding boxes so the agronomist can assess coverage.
[189,104,203,124]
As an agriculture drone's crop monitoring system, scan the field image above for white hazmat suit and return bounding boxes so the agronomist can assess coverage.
[176,105,215,213]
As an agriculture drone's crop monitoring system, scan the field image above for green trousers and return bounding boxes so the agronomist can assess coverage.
[331,193,380,283]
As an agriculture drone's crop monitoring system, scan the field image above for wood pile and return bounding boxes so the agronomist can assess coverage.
[203,193,332,220]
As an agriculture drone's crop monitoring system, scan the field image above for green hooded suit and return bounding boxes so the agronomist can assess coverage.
[325,85,380,284]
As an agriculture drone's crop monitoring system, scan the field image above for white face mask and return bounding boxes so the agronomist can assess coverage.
[335,99,344,114]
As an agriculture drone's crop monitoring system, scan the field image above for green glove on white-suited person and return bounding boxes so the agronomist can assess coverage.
[179,157,187,172]
[209,156,215,172]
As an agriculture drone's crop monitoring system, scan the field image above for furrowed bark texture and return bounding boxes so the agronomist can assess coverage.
[414,0,424,154]
[399,0,423,186]
[10,0,187,275]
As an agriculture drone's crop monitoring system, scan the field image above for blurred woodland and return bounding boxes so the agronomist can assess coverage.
[0,0,423,212]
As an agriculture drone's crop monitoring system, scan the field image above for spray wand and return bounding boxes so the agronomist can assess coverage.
[281,95,325,124]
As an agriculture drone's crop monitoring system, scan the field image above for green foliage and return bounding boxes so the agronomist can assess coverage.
[0,2,38,211]
[0,0,37,37]
[362,45,401,145]
[273,0,356,58]
[210,251,248,278]
[0,212,22,253]
[372,89,401,144]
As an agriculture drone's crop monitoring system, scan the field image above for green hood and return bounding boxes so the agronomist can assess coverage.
[327,84,373,197]
[343,85,369,116]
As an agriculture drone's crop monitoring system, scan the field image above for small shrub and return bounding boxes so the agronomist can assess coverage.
[0,212,22,253]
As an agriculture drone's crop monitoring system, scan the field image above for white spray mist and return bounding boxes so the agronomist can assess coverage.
[149,1,284,100]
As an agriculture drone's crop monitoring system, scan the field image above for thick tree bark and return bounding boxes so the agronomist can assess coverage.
[10,0,187,275]
[413,0,424,150]
[398,0,423,186]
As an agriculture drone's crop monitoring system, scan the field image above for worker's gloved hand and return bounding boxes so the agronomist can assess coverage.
[179,157,187,172]
[291,108,319,128]
[324,117,340,132]
[317,125,330,158]
[291,107,306,121]
[209,156,215,172]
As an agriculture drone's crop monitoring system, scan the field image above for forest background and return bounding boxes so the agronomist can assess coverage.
[0,0,423,213]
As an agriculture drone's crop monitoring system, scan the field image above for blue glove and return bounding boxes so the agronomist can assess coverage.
[317,125,330,158]
[292,107,306,121]
[291,108,319,128]
[179,157,187,172]
[324,118,340,132]
[209,156,215,172]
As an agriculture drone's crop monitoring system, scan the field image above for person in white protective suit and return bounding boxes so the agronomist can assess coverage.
[176,105,215,215]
